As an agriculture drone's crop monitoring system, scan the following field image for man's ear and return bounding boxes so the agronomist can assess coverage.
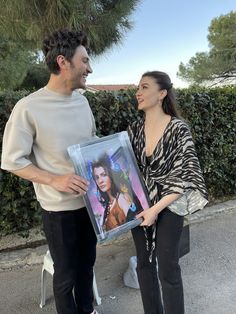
[56,55,69,71]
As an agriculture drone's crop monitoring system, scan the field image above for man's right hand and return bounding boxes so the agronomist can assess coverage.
[13,164,89,195]
[50,173,89,195]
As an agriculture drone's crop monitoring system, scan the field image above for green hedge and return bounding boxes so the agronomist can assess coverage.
[85,89,141,136]
[0,87,235,235]
[0,90,42,236]
[176,86,235,199]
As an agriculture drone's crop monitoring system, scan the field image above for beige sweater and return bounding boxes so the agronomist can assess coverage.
[1,87,97,211]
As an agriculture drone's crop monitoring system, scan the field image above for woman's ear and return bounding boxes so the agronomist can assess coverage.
[160,89,167,100]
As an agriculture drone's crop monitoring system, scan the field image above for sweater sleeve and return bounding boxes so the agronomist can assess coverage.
[1,102,34,171]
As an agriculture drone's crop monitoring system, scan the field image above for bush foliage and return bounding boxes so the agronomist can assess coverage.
[0,86,235,235]
[176,86,235,199]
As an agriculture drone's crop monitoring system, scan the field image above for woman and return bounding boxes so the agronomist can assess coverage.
[128,71,208,314]
[92,156,143,231]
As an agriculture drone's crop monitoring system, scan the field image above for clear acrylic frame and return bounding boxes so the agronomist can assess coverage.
[68,131,151,243]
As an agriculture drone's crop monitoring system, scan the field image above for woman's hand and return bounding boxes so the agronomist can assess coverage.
[136,206,159,227]
[136,194,181,227]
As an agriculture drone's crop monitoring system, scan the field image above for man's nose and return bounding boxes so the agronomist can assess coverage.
[87,63,93,74]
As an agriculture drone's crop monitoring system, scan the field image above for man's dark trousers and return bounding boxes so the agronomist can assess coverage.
[42,207,97,314]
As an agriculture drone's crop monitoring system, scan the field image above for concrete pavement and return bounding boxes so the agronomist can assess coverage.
[0,199,236,313]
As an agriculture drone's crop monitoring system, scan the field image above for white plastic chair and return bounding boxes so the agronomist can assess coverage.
[40,250,102,308]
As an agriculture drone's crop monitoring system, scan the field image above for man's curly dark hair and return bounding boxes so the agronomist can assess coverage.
[42,29,89,74]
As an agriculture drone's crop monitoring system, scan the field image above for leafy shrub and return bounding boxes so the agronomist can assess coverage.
[18,63,50,91]
[85,89,141,136]
[0,90,41,236]
[0,86,235,235]
[176,86,235,200]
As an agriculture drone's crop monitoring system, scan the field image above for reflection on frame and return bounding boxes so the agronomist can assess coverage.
[68,132,150,243]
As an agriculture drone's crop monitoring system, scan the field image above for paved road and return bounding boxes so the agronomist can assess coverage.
[0,209,236,314]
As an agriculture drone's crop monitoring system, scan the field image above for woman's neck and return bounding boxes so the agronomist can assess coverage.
[144,107,170,127]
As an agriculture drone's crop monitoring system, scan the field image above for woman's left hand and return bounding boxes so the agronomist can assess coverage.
[136,194,180,227]
[136,206,159,227]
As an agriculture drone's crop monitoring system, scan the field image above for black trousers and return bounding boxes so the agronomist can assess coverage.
[42,207,97,314]
[132,208,184,314]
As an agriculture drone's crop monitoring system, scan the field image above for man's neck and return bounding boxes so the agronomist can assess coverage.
[46,75,73,96]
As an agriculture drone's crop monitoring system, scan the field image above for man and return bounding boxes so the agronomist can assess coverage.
[1,29,98,314]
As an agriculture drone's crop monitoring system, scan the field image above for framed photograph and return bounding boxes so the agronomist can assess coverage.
[68,131,151,243]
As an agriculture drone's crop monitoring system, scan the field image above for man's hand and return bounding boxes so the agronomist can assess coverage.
[50,173,89,194]
[13,164,89,195]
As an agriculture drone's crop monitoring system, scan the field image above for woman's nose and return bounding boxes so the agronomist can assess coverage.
[136,89,141,97]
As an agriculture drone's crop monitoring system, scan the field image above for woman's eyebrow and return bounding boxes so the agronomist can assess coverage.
[138,83,149,88]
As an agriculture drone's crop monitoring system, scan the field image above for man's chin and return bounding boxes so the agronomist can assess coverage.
[74,83,86,90]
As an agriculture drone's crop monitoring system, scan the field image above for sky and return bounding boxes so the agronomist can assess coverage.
[88,0,235,88]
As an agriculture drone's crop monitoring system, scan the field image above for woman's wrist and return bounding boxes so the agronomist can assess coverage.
[152,194,180,215]
[153,205,163,216]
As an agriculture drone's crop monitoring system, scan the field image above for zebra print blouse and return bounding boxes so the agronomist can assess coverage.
[128,117,208,262]
[128,117,208,216]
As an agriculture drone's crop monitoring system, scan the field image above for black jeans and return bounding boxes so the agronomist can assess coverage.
[42,207,97,314]
[132,208,184,314]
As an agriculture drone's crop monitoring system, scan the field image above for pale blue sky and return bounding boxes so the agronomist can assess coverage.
[89,0,235,88]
